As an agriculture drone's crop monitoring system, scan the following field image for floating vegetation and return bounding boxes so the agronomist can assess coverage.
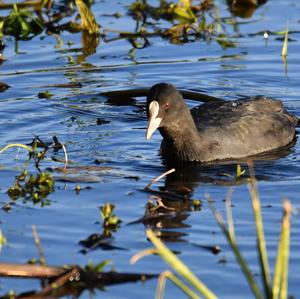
[0,0,98,41]
[79,203,123,253]
[0,0,277,59]
[127,0,235,45]
[0,0,238,53]
[100,203,122,230]
[7,170,54,204]
[37,90,53,99]
[0,136,66,207]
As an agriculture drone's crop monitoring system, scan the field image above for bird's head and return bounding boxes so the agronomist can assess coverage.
[146,83,186,140]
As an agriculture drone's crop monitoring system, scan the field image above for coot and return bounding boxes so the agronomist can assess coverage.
[146,83,298,163]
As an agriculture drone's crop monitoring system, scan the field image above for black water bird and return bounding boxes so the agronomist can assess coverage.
[146,83,298,163]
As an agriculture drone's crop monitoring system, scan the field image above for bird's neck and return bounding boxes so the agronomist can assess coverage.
[159,111,202,162]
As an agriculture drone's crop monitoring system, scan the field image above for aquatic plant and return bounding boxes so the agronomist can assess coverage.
[79,203,122,253]
[0,0,99,41]
[7,170,54,204]
[100,202,122,232]
[75,0,100,34]
[0,4,43,39]
[0,137,66,206]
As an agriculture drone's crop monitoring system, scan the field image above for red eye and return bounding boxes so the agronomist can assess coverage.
[165,102,170,108]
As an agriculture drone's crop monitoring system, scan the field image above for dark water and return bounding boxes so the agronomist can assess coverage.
[0,0,300,298]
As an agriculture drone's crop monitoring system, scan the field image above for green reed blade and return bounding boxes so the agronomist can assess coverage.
[147,229,217,299]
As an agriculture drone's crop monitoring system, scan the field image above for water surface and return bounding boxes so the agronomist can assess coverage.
[0,0,300,298]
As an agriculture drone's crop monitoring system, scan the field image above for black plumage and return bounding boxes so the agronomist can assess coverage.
[146,83,298,163]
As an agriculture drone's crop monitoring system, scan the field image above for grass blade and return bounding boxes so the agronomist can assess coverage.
[146,229,218,299]
[208,197,263,299]
[248,172,272,298]
[272,201,290,298]
[163,271,201,299]
[225,188,235,241]
[273,200,291,299]
[156,271,167,299]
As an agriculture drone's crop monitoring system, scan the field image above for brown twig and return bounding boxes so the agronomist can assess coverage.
[36,267,80,296]
[0,263,65,279]
[144,168,176,190]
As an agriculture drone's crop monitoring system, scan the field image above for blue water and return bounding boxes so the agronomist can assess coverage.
[0,0,300,298]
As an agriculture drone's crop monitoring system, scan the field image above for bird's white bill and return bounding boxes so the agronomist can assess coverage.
[146,101,162,140]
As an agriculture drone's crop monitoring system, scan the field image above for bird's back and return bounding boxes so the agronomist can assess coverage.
[190,96,298,161]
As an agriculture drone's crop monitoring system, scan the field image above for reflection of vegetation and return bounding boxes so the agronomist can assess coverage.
[133,170,292,299]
